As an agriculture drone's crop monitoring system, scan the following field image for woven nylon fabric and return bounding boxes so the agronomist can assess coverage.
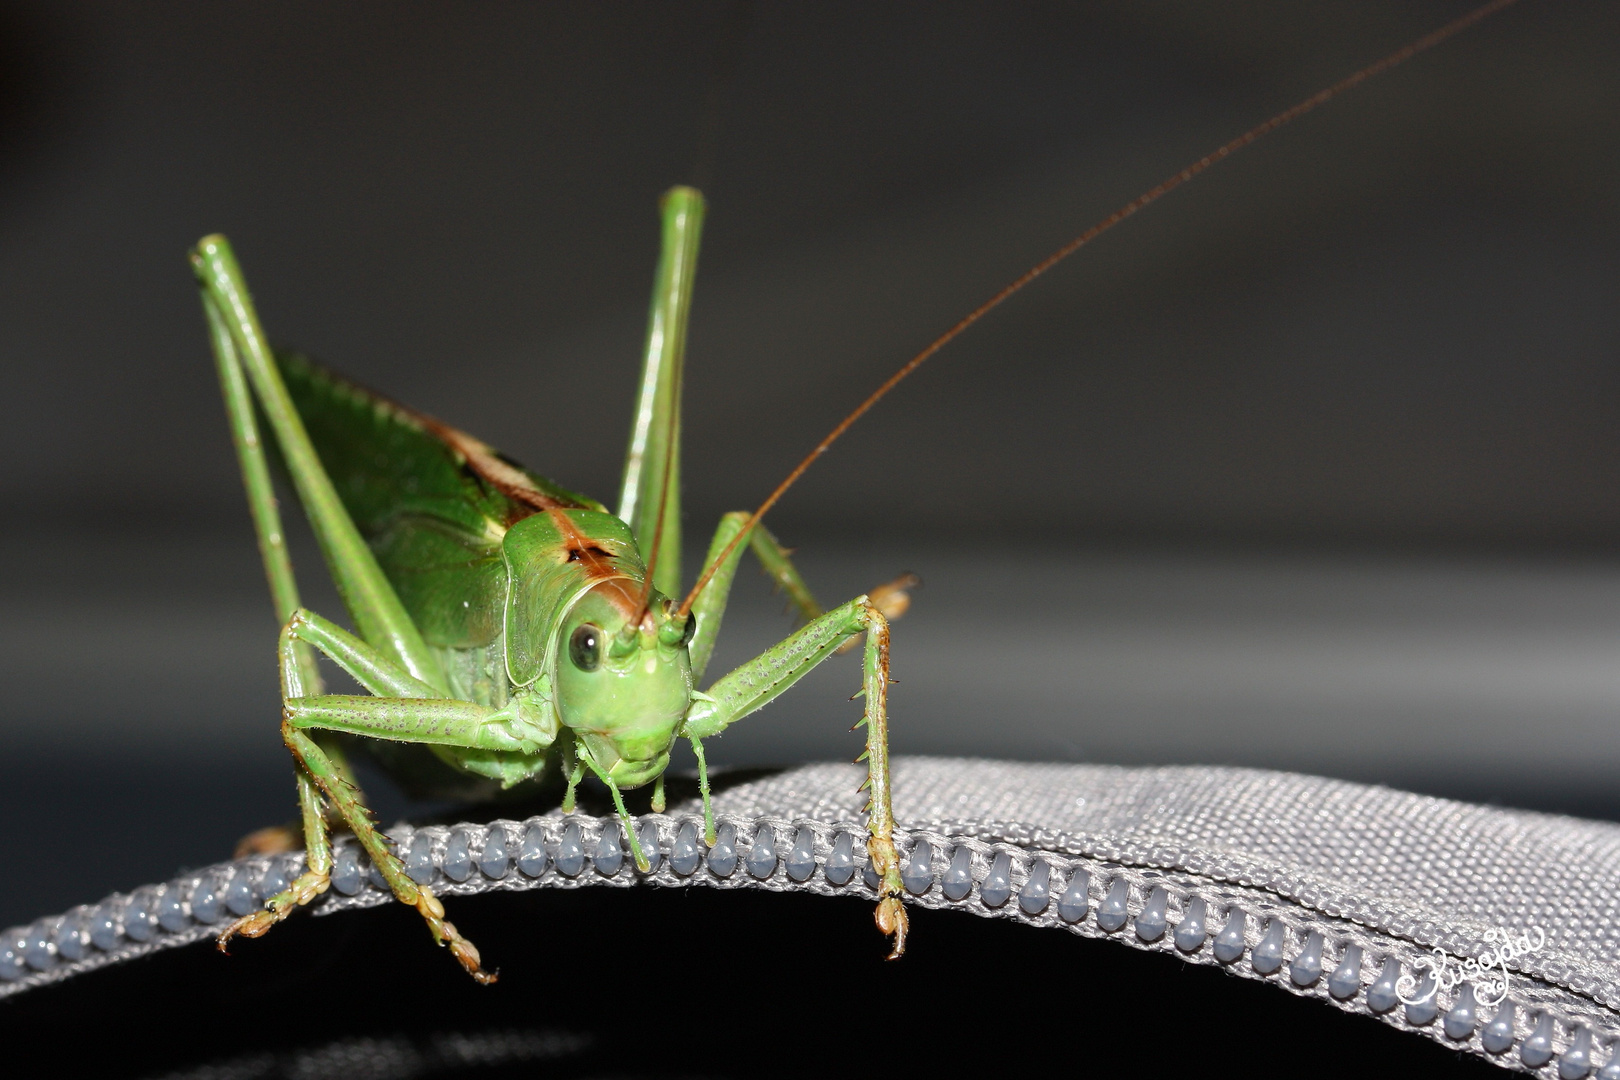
[717,758,1620,1008]
[6,756,1620,1074]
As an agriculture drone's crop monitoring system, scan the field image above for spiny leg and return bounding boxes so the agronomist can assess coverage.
[681,596,908,957]
[262,690,524,985]
[287,723,493,984]
[683,511,913,938]
[855,609,906,956]
[217,609,525,982]
[273,683,563,984]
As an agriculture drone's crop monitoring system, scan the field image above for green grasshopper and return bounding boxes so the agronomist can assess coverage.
[192,0,1516,984]
[193,188,913,983]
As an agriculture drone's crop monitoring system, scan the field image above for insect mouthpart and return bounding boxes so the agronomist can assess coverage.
[604,751,672,789]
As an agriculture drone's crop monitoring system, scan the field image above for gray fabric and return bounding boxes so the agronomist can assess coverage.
[4,757,1617,1076]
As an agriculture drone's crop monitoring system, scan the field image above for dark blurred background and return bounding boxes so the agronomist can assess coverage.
[2,0,1619,927]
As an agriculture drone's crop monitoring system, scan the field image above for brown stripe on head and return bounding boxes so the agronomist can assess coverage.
[548,509,645,623]
[585,577,647,625]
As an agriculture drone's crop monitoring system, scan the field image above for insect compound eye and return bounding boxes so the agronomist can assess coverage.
[568,624,603,672]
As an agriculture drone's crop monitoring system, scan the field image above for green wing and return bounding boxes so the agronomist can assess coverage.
[279,351,605,648]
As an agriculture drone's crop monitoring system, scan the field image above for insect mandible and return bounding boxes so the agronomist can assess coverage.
[194,0,1521,983]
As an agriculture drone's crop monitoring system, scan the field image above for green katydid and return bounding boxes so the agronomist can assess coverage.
[194,188,913,983]
[193,0,1518,985]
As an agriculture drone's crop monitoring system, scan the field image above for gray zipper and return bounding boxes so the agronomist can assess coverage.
[4,758,1617,1079]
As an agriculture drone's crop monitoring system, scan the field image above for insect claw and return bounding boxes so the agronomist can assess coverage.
[448,930,498,985]
[217,909,274,951]
[875,898,909,959]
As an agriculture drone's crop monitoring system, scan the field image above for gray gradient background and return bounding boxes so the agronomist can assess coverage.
[1,0,1618,927]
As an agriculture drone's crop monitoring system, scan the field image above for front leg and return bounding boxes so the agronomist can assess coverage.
[681,596,908,959]
[218,608,545,983]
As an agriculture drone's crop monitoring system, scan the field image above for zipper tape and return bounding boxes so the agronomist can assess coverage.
[2,810,1614,1077]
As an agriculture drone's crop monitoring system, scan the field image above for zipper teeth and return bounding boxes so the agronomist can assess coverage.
[1,817,1611,1077]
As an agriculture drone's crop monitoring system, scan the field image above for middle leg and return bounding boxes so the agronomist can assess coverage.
[687,510,917,679]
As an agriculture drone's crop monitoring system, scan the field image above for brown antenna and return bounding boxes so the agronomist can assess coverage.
[679,0,1524,619]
